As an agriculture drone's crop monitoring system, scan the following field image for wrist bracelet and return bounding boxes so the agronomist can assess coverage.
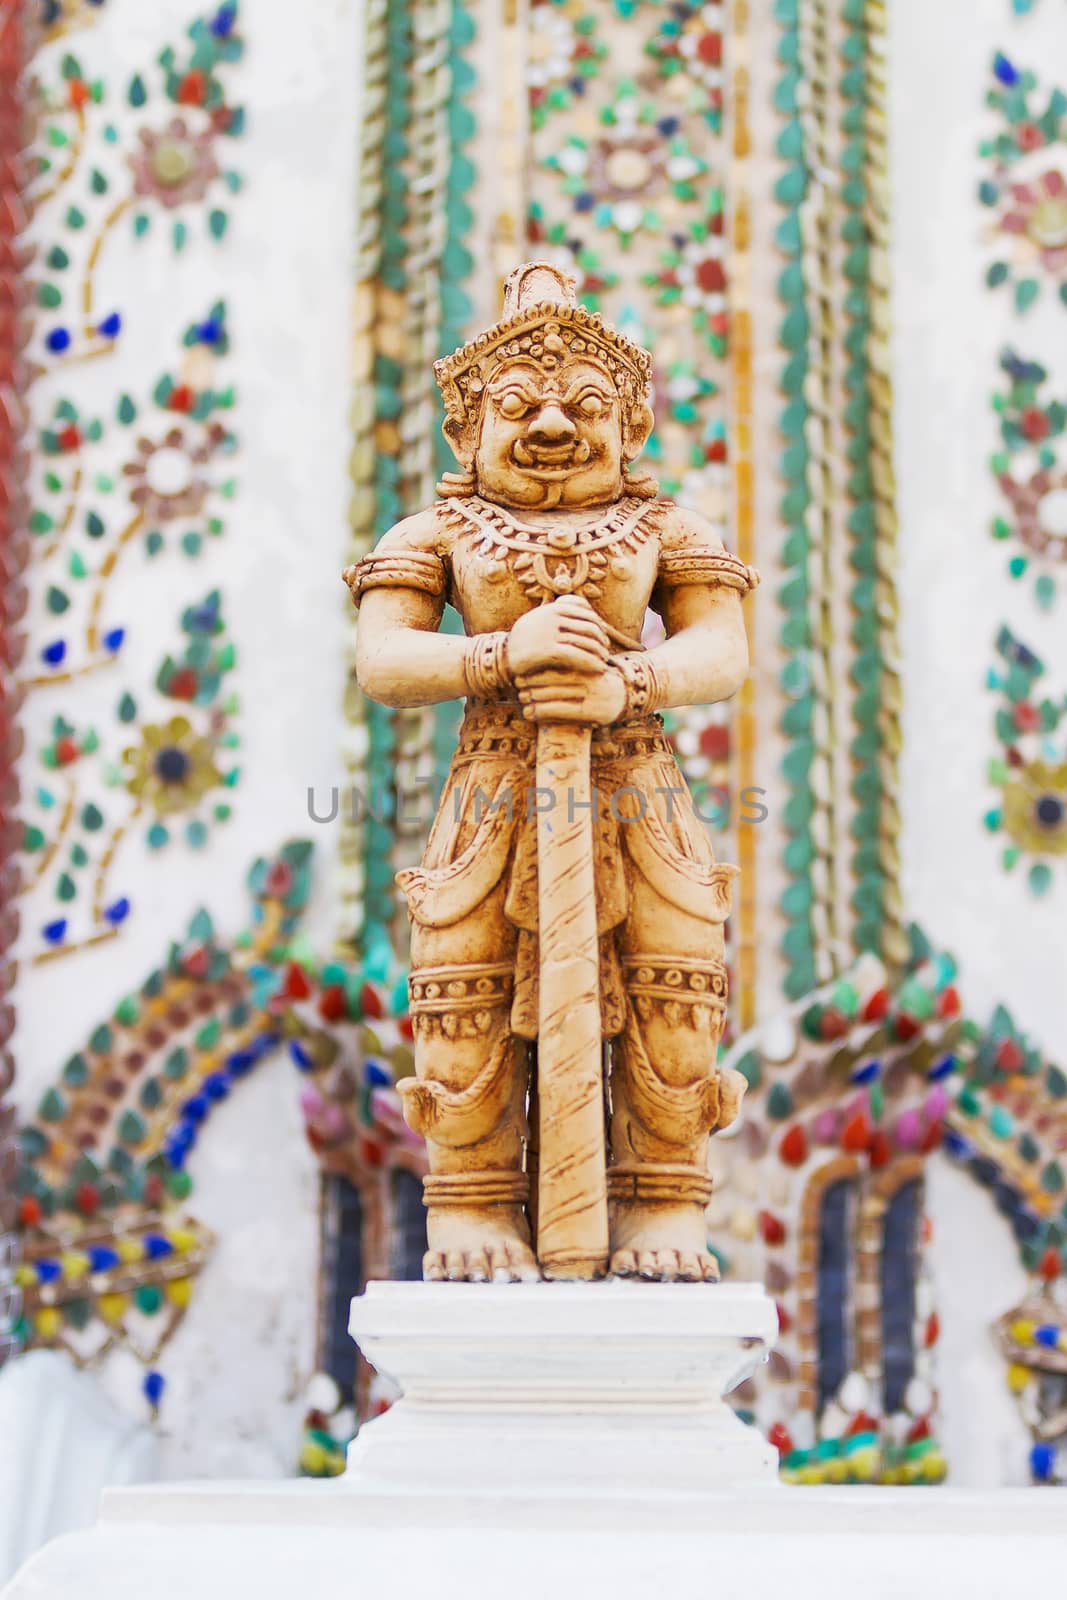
[464,632,513,699]
[613,652,666,717]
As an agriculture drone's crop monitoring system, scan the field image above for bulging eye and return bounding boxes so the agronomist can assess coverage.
[498,392,530,419]
[578,393,606,417]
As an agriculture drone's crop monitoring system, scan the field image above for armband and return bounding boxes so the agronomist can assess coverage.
[343,548,448,607]
[656,547,760,594]
[464,632,513,700]
[612,652,667,718]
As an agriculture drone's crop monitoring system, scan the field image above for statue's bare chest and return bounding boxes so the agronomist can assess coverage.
[442,496,663,637]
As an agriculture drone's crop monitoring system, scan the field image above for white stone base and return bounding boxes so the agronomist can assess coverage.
[346,1280,779,1498]
[6,1480,1067,1600]
[6,1280,1067,1599]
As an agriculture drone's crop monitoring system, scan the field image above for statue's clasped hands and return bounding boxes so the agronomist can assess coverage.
[510,595,627,726]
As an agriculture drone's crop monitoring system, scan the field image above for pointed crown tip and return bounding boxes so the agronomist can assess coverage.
[502,261,579,317]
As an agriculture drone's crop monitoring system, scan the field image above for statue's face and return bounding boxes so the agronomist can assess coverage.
[474,356,627,509]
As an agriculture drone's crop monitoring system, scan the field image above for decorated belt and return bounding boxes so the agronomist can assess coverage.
[454,699,673,763]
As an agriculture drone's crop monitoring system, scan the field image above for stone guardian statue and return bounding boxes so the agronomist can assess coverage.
[346,262,758,1284]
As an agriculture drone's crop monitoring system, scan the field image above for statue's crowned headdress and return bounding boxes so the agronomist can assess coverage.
[434,261,654,460]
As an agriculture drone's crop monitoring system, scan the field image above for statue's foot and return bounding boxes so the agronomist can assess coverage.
[610,1246,719,1282]
[609,1202,719,1282]
[423,1204,540,1283]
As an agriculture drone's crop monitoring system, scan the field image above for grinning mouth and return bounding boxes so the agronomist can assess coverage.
[511,438,592,474]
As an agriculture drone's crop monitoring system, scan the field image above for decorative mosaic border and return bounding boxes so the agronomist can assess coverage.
[721,920,1067,1483]
[341,0,477,966]
[720,947,961,1483]
[13,841,298,1374]
[838,0,905,966]
[11,828,424,1419]
[0,0,34,1375]
[774,0,838,999]
[774,0,905,999]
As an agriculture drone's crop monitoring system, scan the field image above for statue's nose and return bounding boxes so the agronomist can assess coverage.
[528,403,576,445]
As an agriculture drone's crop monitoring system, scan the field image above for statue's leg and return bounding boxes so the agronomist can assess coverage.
[607,873,747,1282]
[399,881,538,1283]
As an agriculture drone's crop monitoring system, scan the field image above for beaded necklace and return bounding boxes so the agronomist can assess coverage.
[447,494,662,605]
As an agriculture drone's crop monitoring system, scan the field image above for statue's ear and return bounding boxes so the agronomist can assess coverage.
[622,399,654,462]
[443,413,476,467]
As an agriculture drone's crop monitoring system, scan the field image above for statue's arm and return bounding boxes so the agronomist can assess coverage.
[619,505,758,712]
[348,512,469,709]
[650,581,749,709]
[356,589,472,709]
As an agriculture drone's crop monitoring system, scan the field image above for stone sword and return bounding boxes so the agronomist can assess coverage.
[534,616,643,1280]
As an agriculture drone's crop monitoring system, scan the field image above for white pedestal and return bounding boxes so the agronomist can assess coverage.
[346,1280,779,1499]
[5,1280,1067,1599]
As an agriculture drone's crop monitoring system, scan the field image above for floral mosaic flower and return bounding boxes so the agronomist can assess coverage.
[999,171,1067,278]
[531,2,604,97]
[675,6,724,87]
[41,716,97,770]
[990,352,1067,607]
[998,468,1067,562]
[129,118,220,210]
[124,716,222,816]
[545,131,705,242]
[527,3,604,127]
[1003,761,1067,857]
[528,3,578,85]
[979,57,1067,311]
[123,424,223,523]
[642,191,727,351]
[645,236,726,318]
[645,1,726,128]
[987,629,1067,893]
[541,78,708,244]
[673,243,726,307]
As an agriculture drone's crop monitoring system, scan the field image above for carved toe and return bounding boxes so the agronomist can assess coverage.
[610,1248,638,1278]
[506,1241,541,1282]
[467,1248,491,1283]
[659,1250,682,1281]
[423,1250,447,1282]
[488,1242,516,1282]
